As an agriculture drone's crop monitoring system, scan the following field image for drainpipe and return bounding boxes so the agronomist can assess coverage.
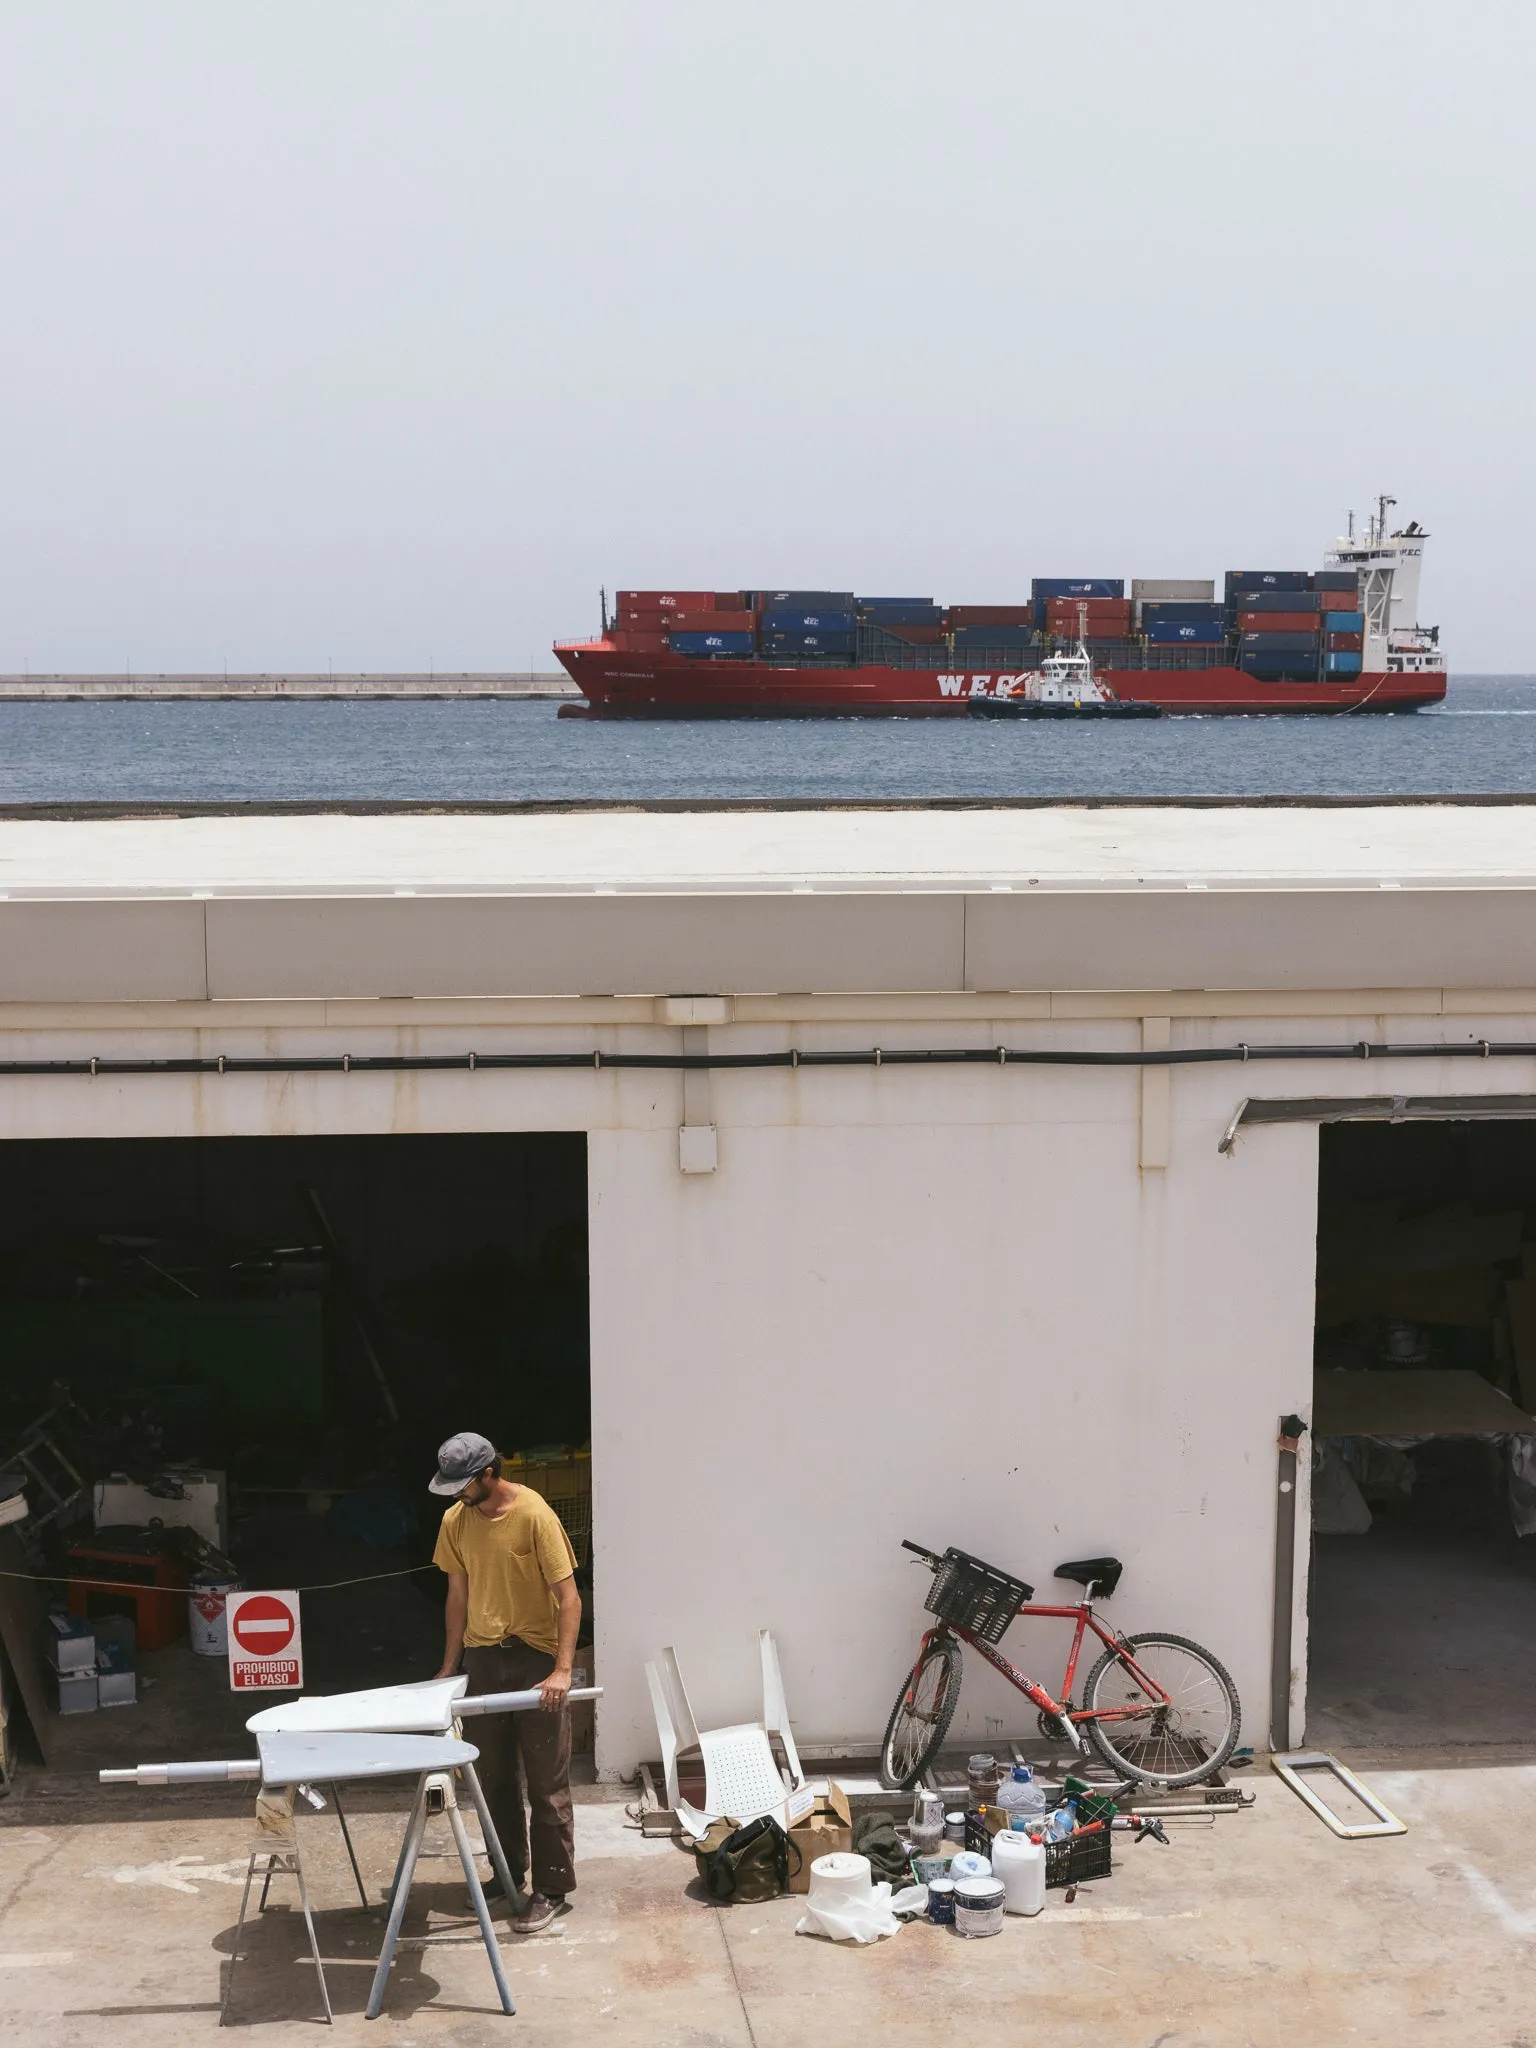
[1271,1413,1307,1752]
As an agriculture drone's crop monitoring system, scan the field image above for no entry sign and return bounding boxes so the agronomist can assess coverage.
[227,1589,304,1691]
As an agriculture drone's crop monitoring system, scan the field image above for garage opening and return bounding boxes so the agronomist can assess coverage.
[0,1133,592,1781]
[1307,1121,1536,1752]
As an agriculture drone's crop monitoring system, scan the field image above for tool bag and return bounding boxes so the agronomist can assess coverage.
[692,1815,801,1903]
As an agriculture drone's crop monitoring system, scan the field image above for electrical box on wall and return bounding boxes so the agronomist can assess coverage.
[678,1125,718,1174]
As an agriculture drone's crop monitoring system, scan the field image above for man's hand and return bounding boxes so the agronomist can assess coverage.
[433,1665,459,1681]
[540,1665,573,1712]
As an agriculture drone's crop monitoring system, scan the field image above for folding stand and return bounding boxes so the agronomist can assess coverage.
[366,1763,513,2021]
[224,1832,333,2028]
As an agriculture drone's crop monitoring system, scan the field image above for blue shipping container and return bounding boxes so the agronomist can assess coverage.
[1311,571,1359,592]
[1323,610,1365,632]
[762,630,856,654]
[857,596,934,610]
[857,603,944,626]
[1147,619,1225,644]
[669,631,755,657]
[1031,578,1124,599]
[1242,631,1319,651]
[1225,569,1309,594]
[762,608,856,633]
[1231,588,1320,613]
[760,590,855,609]
[1139,601,1226,623]
[1325,651,1364,675]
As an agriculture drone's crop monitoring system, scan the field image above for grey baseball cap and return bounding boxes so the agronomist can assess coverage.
[428,1431,499,1496]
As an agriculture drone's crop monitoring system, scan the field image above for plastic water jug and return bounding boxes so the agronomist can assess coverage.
[990,1827,1046,1916]
[997,1764,1047,1825]
[1048,1802,1077,1839]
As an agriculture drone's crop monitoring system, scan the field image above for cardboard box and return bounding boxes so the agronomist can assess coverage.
[787,1781,854,1893]
[56,1668,98,1714]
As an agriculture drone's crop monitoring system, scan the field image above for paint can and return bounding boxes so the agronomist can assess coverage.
[952,1876,1007,1938]
[189,1573,242,1657]
[943,1810,967,1843]
[927,1876,957,1926]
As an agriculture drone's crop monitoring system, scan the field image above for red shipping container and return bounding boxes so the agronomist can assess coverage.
[1326,630,1364,652]
[948,604,1036,626]
[670,610,755,634]
[615,590,716,613]
[889,625,947,644]
[1239,610,1319,634]
[714,592,745,609]
[1046,598,1131,633]
[611,627,669,652]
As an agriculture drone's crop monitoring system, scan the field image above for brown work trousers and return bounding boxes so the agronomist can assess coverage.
[462,1637,576,1898]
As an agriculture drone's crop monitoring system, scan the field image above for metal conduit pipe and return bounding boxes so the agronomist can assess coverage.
[0,1038,1528,1079]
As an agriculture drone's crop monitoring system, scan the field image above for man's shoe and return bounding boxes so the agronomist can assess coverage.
[482,1873,525,1904]
[511,1892,565,1934]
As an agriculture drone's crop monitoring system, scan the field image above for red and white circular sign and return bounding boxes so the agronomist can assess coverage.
[232,1594,296,1657]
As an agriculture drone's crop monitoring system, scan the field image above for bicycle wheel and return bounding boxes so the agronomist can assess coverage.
[878,1636,962,1790]
[1081,1633,1240,1788]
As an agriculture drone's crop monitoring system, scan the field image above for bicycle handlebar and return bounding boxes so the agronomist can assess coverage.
[900,1539,942,1566]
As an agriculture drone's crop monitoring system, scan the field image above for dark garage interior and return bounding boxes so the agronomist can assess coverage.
[0,1132,592,1781]
[1307,1119,1536,1753]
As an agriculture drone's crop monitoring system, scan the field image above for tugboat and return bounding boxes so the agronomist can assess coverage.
[967,638,1161,720]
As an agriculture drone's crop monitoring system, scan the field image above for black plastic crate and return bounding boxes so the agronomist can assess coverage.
[1044,1825,1113,1888]
[924,1546,1032,1645]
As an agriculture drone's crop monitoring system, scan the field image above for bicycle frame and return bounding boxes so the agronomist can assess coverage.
[915,1604,1173,1753]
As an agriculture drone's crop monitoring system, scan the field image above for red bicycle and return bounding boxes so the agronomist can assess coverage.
[879,1541,1241,1791]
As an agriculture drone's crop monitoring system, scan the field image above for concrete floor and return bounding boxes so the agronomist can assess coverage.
[3,1756,1536,2046]
[1307,1519,1536,1756]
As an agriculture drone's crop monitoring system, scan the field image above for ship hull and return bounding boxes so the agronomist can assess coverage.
[555,645,1446,718]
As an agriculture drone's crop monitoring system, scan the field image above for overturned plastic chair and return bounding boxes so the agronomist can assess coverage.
[646,1629,805,1837]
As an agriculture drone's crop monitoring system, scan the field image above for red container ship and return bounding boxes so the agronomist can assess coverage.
[555,501,1446,719]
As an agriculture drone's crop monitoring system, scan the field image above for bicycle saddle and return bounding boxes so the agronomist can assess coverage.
[1053,1556,1123,1598]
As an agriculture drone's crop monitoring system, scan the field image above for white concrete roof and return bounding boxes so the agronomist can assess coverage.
[2,806,1535,1003]
[0,804,1533,895]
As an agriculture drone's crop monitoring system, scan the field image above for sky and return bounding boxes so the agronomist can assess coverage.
[0,1,1531,673]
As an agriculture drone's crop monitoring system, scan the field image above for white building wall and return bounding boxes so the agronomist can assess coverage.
[3,1003,1534,1772]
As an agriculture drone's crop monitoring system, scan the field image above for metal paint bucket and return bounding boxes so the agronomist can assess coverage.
[189,1573,242,1657]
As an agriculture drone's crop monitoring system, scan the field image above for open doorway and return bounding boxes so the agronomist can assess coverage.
[1306,1121,1536,1751]
[0,1132,592,1779]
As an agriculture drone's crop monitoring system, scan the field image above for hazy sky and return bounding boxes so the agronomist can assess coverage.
[1,2,1530,672]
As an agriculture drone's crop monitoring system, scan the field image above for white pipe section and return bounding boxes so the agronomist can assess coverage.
[455,1686,603,1718]
[99,1760,263,1785]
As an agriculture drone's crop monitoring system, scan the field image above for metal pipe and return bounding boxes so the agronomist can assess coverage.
[454,1685,602,1718]
[6,1040,1536,1081]
[100,1759,262,1784]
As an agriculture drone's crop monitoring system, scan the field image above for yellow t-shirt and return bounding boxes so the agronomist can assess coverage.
[432,1486,577,1655]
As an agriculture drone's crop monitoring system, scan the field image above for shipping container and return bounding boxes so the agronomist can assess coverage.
[1325,651,1364,675]
[714,592,746,609]
[1146,619,1226,644]
[1032,578,1124,599]
[1311,571,1359,593]
[612,629,670,653]
[856,601,943,625]
[1045,598,1133,634]
[1238,610,1320,634]
[950,628,1044,650]
[759,590,856,610]
[669,631,755,657]
[761,608,856,634]
[1224,570,1309,594]
[1131,578,1216,602]
[1325,631,1364,653]
[616,590,717,612]
[948,604,1038,626]
[1242,653,1320,677]
[1231,588,1320,613]
[1322,610,1365,633]
[1242,631,1320,652]
[1139,601,1226,623]
[884,624,948,645]
[762,629,857,655]
[671,610,755,635]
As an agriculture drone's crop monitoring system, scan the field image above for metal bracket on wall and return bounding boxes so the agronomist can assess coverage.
[1270,1750,1407,1838]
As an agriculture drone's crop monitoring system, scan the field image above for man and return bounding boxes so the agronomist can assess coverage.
[430,1430,581,1934]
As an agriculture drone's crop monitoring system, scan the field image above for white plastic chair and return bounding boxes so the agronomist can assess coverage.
[645,1629,805,1835]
